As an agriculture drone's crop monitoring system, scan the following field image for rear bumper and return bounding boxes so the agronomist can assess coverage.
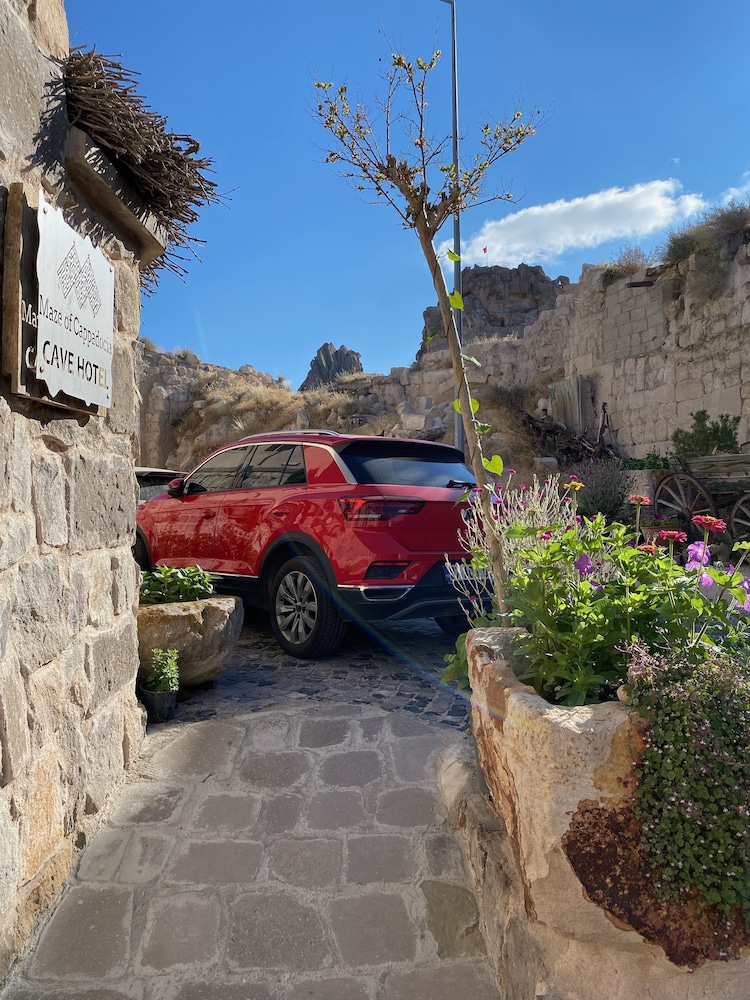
[334,562,491,623]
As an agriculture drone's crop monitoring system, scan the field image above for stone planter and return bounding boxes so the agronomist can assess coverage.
[461,627,750,1000]
[136,596,244,687]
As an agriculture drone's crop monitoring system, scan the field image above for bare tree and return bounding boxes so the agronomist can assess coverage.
[313,49,540,611]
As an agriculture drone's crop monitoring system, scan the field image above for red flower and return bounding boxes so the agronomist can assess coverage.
[657,529,687,543]
[691,515,727,534]
[629,494,651,506]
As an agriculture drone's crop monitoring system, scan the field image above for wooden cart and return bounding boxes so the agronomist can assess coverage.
[652,454,750,540]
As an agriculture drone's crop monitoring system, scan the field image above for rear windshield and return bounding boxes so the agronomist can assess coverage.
[338,440,476,488]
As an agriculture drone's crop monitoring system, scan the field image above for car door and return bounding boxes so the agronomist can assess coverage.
[148,445,254,570]
[213,442,307,576]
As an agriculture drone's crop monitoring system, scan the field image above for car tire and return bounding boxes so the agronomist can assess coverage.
[270,557,346,658]
[434,614,469,638]
[133,532,151,571]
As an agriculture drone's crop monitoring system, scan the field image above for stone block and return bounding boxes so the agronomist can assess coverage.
[136,596,244,686]
[375,787,437,827]
[81,699,127,814]
[420,880,486,958]
[147,720,244,781]
[0,512,34,570]
[85,616,139,711]
[239,750,311,789]
[166,839,264,885]
[318,750,383,787]
[86,550,115,627]
[0,397,12,509]
[11,417,31,513]
[298,717,349,748]
[114,261,140,335]
[11,552,67,669]
[307,790,364,830]
[329,893,417,964]
[192,793,262,836]
[20,753,65,881]
[346,834,416,883]
[106,340,139,439]
[247,713,290,751]
[226,893,330,971]
[261,793,304,835]
[382,963,501,1000]
[268,837,342,887]
[141,891,220,971]
[31,451,67,546]
[67,451,135,550]
[286,980,370,1000]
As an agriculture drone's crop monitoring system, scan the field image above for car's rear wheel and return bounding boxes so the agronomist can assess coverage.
[133,532,151,571]
[270,557,346,658]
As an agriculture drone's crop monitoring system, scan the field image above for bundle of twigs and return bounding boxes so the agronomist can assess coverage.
[63,47,222,287]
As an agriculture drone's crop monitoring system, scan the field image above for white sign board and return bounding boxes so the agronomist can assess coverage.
[35,190,114,409]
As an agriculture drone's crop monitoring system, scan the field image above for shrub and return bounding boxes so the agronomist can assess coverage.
[627,643,750,924]
[671,409,740,457]
[601,242,656,288]
[445,475,750,704]
[144,648,179,692]
[139,565,216,604]
[561,459,634,521]
[622,450,669,470]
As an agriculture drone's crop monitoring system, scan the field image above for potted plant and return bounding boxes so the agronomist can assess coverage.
[136,566,244,687]
[138,647,179,723]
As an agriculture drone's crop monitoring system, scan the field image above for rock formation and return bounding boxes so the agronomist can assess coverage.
[299,343,363,391]
[419,263,568,357]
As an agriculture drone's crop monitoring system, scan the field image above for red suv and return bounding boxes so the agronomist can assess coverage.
[135,431,479,657]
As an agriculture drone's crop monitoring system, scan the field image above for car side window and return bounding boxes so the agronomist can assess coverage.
[185,445,255,494]
[240,444,307,488]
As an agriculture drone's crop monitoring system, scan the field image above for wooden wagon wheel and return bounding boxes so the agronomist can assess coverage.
[652,473,716,528]
[730,493,750,541]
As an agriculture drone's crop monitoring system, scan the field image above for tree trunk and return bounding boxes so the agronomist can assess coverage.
[417,228,507,614]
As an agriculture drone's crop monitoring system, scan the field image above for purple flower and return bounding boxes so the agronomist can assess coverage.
[686,541,709,571]
[574,554,594,577]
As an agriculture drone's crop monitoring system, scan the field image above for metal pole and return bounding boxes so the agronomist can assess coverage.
[440,0,465,455]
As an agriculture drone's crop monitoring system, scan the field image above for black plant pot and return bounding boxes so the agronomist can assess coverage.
[138,685,177,723]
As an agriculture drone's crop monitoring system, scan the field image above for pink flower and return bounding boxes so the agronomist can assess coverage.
[656,529,687,544]
[692,515,727,534]
[629,494,651,506]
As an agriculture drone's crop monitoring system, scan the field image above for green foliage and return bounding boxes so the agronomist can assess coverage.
[139,565,216,604]
[144,648,180,692]
[671,409,740,458]
[562,459,634,521]
[622,450,669,470]
[505,515,750,705]
[628,644,750,922]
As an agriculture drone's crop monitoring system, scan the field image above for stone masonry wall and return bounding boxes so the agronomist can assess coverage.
[0,0,145,979]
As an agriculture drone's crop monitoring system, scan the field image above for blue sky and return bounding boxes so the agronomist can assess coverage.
[63,0,750,389]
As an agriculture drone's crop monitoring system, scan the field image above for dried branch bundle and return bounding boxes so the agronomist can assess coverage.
[63,48,222,288]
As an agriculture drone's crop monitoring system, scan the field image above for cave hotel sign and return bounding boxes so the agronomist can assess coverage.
[32,190,114,409]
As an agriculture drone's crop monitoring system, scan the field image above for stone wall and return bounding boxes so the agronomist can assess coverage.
[449,628,750,1000]
[0,0,146,979]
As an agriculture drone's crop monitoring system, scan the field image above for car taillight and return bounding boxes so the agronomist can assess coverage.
[338,498,425,521]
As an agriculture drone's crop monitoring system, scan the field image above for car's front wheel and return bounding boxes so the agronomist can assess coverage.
[269,557,346,658]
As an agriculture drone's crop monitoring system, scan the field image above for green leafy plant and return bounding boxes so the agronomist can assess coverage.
[627,642,750,926]
[671,409,740,458]
[144,648,179,692]
[446,475,750,704]
[139,565,216,604]
[622,450,669,470]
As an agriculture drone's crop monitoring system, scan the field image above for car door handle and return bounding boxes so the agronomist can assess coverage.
[201,511,217,520]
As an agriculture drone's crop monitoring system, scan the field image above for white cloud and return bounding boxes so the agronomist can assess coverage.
[439,179,706,269]
[721,172,750,204]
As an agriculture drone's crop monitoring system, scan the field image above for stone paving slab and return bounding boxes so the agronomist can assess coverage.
[1,617,500,999]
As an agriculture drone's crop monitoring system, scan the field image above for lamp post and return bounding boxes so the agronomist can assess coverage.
[439,0,465,455]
